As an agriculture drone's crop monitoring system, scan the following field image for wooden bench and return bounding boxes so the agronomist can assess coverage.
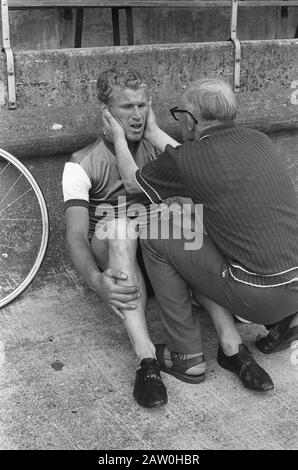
[5,1,298,47]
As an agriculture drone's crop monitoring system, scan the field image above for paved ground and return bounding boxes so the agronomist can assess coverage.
[0,255,297,450]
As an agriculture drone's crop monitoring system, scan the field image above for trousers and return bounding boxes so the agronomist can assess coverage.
[141,233,298,353]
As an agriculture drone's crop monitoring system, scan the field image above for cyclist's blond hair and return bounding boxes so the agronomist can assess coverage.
[97,68,148,105]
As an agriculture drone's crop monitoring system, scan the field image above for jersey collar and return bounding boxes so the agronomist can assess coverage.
[199,121,236,140]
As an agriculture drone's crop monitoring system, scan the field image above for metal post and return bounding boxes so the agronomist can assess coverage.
[1,0,17,109]
[125,7,134,45]
[112,7,121,46]
[230,0,241,93]
[74,7,84,48]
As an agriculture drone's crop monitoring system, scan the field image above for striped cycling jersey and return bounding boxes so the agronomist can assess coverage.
[62,137,160,237]
[135,123,298,287]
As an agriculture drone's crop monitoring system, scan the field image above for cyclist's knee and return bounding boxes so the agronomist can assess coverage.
[106,219,138,255]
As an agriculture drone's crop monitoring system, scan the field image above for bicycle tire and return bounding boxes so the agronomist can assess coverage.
[0,148,49,308]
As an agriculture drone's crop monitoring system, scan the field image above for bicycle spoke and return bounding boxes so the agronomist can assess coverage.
[0,173,24,208]
[0,218,41,221]
[0,161,11,177]
[0,187,33,215]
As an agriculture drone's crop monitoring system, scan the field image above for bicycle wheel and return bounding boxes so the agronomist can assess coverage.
[0,148,49,308]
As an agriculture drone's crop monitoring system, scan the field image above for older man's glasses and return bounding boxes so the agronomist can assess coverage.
[170,106,198,125]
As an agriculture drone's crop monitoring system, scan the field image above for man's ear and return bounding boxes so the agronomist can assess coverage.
[186,114,195,132]
[101,103,116,120]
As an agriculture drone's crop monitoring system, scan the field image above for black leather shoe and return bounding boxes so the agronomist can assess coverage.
[256,313,298,354]
[217,344,274,392]
[133,358,168,408]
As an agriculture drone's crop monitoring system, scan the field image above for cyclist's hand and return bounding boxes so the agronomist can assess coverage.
[91,269,140,320]
[144,97,159,140]
[102,108,126,142]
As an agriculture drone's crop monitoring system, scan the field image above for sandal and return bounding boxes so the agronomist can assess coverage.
[256,313,298,354]
[155,343,205,384]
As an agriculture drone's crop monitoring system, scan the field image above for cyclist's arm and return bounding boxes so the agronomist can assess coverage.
[65,206,101,289]
[63,163,139,318]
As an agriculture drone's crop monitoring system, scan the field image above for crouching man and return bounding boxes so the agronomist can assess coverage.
[102,78,298,393]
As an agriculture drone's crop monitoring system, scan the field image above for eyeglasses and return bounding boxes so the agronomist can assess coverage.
[170,106,198,125]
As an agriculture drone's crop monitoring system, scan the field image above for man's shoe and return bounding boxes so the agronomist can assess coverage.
[256,313,298,354]
[217,343,274,392]
[155,343,205,384]
[133,358,167,408]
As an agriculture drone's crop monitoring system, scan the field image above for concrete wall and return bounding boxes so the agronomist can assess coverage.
[1,40,296,110]
[0,6,297,50]
[1,40,298,158]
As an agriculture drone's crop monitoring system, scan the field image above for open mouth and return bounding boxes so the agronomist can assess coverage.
[129,123,143,132]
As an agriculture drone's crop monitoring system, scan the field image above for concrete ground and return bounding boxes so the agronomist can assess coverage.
[0,154,297,451]
[0,260,297,450]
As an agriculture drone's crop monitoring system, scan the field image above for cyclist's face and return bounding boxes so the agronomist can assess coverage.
[109,87,149,142]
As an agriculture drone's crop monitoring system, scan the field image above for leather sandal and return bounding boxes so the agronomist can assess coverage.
[155,343,206,384]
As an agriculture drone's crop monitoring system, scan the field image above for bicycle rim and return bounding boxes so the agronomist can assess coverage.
[0,148,49,308]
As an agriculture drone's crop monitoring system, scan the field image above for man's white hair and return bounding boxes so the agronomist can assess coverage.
[182,78,237,122]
